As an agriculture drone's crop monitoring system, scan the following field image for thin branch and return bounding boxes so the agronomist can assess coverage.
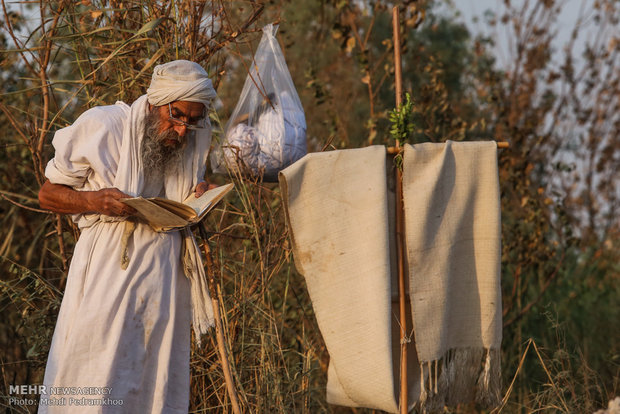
[0,190,38,204]
[36,2,67,184]
[0,193,50,214]
[197,2,264,61]
[55,214,68,273]
[0,102,31,145]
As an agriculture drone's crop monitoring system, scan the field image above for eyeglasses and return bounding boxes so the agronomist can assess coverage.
[168,103,206,130]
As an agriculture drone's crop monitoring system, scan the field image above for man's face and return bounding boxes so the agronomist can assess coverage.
[141,100,204,180]
[153,101,206,148]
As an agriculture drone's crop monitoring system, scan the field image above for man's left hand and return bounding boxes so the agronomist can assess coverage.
[195,181,219,197]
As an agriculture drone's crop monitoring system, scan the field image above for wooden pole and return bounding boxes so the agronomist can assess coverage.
[199,224,242,414]
[395,168,408,414]
[392,6,408,414]
[393,6,403,113]
[390,7,506,410]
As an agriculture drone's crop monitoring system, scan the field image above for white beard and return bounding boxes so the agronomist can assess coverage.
[140,110,192,183]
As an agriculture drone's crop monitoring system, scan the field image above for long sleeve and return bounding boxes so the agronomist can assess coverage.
[45,105,127,188]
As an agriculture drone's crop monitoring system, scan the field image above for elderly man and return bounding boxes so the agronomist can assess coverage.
[38,60,217,413]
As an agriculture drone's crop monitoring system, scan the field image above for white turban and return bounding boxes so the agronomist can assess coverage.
[146,60,217,108]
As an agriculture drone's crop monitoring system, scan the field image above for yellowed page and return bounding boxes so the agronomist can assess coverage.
[149,198,196,220]
[182,183,234,222]
[121,197,189,229]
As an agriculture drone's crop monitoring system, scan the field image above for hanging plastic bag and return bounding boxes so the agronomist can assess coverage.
[210,24,307,181]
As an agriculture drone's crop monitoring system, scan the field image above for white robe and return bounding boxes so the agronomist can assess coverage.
[39,96,209,413]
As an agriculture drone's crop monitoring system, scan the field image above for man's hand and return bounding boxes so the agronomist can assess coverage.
[88,188,137,217]
[194,181,219,198]
[39,181,136,217]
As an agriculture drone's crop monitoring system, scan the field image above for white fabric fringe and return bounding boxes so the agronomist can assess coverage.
[418,348,501,413]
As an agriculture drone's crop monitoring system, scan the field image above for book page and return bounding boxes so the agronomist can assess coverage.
[121,197,189,229]
[149,198,196,220]
[182,183,234,220]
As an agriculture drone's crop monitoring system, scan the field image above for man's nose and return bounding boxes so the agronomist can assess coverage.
[173,124,188,137]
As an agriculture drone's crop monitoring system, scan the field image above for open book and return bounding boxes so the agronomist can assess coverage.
[121,183,233,232]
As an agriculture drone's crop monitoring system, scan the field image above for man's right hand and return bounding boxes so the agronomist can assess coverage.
[88,188,137,217]
[39,181,137,217]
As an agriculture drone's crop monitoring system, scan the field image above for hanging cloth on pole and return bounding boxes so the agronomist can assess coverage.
[279,141,502,413]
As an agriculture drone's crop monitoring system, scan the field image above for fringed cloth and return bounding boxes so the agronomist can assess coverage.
[279,141,502,413]
[403,142,502,411]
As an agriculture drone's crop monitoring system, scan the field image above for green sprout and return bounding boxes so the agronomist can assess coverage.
[389,92,415,147]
